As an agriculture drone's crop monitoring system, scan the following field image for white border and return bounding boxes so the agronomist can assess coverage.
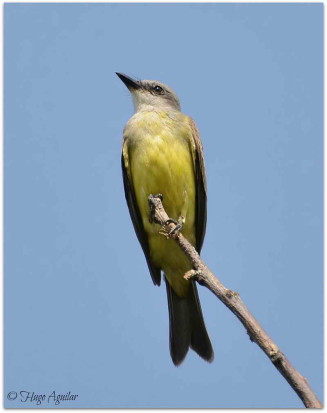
[1,1,324,413]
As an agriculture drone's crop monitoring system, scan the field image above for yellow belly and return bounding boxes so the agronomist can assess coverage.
[129,111,196,296]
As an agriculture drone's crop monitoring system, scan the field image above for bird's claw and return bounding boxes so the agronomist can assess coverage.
[165,218,178,226]
[169,223,183,236]
[166,216,185,236]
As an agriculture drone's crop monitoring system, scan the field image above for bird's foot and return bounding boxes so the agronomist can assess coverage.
[158,228,170,239]
[159,216,185,239]
[164,218,178,226]
[166,215,185,236]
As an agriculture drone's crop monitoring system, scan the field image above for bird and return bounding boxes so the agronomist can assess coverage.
[117,73,214,365]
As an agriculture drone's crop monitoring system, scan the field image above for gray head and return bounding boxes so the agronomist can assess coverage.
[116,73,181,112]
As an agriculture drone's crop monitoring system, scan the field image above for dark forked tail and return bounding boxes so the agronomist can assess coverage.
[165,277,214,366]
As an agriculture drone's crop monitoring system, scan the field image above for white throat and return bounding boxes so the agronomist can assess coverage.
[132,91,178,113]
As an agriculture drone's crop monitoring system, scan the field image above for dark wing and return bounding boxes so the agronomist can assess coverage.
[188,118,207,253]
[121,139,161,285]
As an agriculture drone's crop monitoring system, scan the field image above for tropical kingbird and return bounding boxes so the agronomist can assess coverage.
[117,73,214,365]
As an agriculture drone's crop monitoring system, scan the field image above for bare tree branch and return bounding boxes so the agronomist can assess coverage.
[148,194,322,409]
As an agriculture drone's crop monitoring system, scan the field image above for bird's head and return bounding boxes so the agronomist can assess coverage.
[116,73,181,112]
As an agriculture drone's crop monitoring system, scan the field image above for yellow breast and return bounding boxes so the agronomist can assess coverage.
[125,110,196,296]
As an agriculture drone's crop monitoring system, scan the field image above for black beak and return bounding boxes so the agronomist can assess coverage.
[116,72,141,90]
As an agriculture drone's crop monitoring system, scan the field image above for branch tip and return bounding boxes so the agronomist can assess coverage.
[184,269,203,281]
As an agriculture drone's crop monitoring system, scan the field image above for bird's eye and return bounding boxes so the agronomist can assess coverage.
[153,85,164,94]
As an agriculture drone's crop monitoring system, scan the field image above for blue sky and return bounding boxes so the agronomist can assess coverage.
[4,3,323,408]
